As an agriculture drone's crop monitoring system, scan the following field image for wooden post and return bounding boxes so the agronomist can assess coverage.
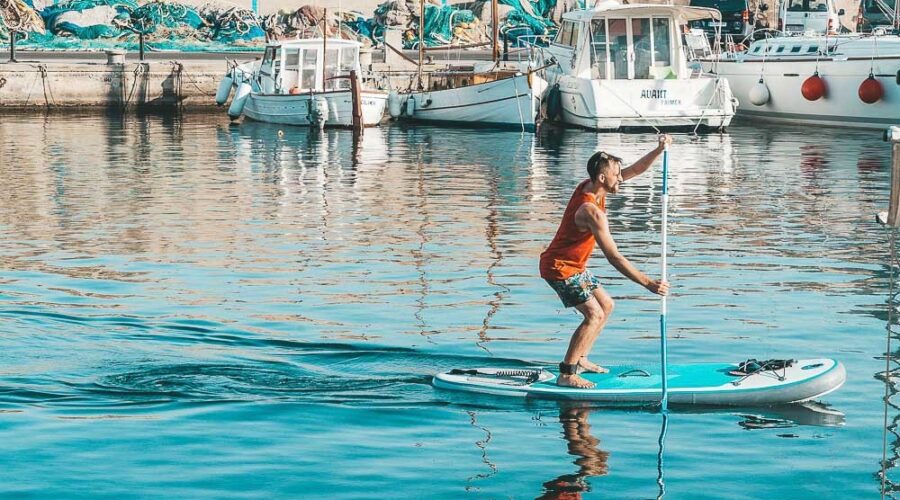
[887,127,900,227]
[890,144,900,227]
[492,0,500,62]
[417,0,425,89]
[349,70,363,135]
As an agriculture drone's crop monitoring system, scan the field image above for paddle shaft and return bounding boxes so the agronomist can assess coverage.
[660,146,669,409]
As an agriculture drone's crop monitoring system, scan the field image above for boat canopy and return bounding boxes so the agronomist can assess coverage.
[564,1,721,22]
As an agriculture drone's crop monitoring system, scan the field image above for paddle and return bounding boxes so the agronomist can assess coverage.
[660,142,670,410]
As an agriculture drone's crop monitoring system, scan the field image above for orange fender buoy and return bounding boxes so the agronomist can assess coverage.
[289,87,302,95]
[858,74,884,104]
[801,72,827,101]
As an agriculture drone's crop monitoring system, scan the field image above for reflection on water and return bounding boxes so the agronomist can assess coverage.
[0,111,893,497]
[537,403,611,499]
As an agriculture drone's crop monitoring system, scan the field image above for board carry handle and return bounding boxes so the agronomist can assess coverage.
[619,369,651,378]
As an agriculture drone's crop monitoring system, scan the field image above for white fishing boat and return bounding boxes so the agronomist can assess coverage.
[217,38,387,128]
[532,0,737,131]
[387,0,548,131]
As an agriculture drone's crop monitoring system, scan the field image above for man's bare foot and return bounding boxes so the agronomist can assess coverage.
[578,358,609,374]
[557,374,596,389]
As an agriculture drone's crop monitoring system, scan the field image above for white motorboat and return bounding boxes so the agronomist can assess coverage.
[386,0,548,131]
[218,38,387,128]
[705,32,900,129]
[532,0,737,131]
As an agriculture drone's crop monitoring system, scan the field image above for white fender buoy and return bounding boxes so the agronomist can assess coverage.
[749,78,770,106]
[388,91,402,118]
[405,96,416,117]
[215,73,234,106]
[227,82,251,119]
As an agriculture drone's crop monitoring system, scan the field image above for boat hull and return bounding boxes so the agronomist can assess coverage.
[403,74,544,131]
[554,76,736,130]
[242,91,388,128]
[709,56,900,129]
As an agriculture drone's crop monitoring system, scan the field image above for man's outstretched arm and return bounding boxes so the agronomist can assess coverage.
[578,205,668,295]
[621,134,672,182]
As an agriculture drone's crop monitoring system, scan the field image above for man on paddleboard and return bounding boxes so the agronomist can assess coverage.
[540,135,672,389]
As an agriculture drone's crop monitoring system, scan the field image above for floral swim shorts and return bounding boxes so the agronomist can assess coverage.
[545,270,601,308]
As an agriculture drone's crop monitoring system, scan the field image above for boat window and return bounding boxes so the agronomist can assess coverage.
[571,22,581,47]
[282,49,301,92]
[556,20,574,46]
[324,48,343,90]
[632,18,651,79]
[776,45,785,52]
[335,47,358,89]
[652,17,672,70]
[790,45,801,52]
[285,50,300,67]
[608,18,628,79]
[590,19,609,79]
[806,45,818,53]
[262,46,277,66]
[301,48,317,90]
[752,45,762,53]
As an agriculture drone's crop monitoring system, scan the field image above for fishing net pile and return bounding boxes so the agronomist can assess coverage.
[0,0,571,50]
[259,6,375,47]
[0,0,267,50]
[371,0,571,49]
[373,0,490,48]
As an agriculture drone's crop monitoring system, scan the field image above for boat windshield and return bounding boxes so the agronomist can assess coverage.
[590,16,674,80]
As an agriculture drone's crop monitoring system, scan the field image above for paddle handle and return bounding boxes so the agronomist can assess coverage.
[660,145,669,408]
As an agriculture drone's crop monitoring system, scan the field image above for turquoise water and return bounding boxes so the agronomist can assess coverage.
[0,112,895,498]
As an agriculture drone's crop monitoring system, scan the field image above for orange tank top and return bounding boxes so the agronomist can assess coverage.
[539,180,606,280]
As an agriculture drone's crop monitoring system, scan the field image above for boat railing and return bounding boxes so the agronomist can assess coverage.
[514,34,554,67]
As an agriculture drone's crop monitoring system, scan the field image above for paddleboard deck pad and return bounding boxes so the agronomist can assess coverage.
[433,358,846,405]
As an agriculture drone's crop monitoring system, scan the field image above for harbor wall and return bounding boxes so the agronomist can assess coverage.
[0,59,223,110]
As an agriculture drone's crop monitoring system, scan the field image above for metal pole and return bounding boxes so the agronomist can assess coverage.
[139,31,145,62]
[322,9,328,91]
[660,145,670,410]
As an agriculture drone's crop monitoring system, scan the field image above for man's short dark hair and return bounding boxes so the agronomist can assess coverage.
[587,151,623,182]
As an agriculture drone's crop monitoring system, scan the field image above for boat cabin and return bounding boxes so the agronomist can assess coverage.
[546,1,721,81]
[255,38,363,95]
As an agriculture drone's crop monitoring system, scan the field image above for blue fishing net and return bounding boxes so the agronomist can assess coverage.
[40,0,137,39]
[130,1,203,34]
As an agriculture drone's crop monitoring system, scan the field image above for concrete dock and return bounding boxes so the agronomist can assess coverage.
[0,51,256,110]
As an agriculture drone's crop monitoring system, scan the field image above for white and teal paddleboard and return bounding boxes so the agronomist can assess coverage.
[433,358,846,405]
